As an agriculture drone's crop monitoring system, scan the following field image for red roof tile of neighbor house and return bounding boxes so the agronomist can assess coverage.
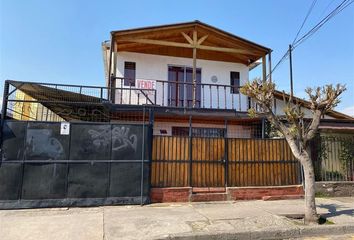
[273,90,354,120]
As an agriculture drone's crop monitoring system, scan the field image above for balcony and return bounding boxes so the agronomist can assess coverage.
[112,77,249,111]
[3,79,252,123]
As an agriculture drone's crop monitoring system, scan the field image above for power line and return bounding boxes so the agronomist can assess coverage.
[269,0,318,77]
[289,0,317,95]
[292,0,318,45]
[293,0,352,48]
[269,0,354,77]
[293,0,354,49]
[318,0,337,21]
[268,50,289,78]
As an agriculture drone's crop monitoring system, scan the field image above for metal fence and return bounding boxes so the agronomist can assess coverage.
[2,79,254,123]
[0,119,152,209]
[2,80,154,122]
[0,78,308,210]
[313,135,354,182]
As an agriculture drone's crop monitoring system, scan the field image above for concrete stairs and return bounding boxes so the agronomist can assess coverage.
[191,187,228,202]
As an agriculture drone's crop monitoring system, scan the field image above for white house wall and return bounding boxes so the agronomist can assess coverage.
[273,99,334,119]
[114,52,249,110]
[153,121,253,138]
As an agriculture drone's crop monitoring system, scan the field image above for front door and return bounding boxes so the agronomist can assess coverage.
[168,66,201,107]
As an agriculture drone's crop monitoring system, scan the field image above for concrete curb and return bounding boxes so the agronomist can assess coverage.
[159,224,354,240]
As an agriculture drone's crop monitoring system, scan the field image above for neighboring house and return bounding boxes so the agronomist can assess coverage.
[9,90,63,122]
[271,90,354,181]
[272,90,353,121]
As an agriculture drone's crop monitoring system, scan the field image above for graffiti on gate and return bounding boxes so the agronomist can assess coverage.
[26,129,65,160]
[88,128,111,148]
[86,125,139,156]
[112,126,138,153]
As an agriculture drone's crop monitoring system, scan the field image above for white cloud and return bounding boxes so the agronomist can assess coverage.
[340,105,354,117]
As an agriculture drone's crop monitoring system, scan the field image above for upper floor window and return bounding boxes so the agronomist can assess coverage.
[124,62,136,86]
[230,71,240,94]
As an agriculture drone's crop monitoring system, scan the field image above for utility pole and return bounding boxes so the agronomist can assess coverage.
[289,44,294,97]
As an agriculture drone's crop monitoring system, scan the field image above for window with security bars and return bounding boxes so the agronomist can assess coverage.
[172,127,225,137]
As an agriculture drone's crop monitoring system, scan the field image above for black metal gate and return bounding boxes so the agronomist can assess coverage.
[0,120,151,209]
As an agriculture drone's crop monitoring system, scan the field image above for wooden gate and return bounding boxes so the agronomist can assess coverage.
[192,137,225,187]
[151,136,301,188]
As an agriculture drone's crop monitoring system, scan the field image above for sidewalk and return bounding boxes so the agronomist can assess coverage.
[0,197,353,240]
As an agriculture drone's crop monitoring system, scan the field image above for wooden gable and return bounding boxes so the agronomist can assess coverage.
[111,21,270,65]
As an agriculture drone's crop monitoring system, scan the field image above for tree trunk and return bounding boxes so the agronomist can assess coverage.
[301,151,319,224]
[285,135,319,224]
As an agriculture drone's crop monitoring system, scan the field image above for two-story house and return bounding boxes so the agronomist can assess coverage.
[102,20,272,138]
[2,21,352,205]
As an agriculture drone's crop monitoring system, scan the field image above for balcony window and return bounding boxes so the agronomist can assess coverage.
[124,62,136,86]
[230,71,240,94]
[168,66,201,107]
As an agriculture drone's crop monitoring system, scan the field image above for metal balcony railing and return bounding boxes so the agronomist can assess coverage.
[113,77,248,111]
[3,78,250,122]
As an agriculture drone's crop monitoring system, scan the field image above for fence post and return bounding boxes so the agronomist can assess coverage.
[189,115,193,187]
[311,134,320,181]
[147,107,154,197]
[1,80,9,122]
[110,75,116,103]
[140,107,146,205]
[261,118,265,139]
[224,119,228,187]
[1,80,10,153]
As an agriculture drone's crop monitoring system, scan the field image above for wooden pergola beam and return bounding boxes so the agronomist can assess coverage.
[197,35,208,45]
[118,38,191,49]
[268,51,272,82]
[181,32,208,46]
[116,37,258,56]
[197,45,254,55]
[181,32,193,45]
[192,30,197,107]
[262,55,266,82]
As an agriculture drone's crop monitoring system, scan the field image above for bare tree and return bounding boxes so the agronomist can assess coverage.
[240,78,346,224]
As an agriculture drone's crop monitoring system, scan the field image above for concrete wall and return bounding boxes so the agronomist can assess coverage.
[114,52,249,110]
[315,181,354,197]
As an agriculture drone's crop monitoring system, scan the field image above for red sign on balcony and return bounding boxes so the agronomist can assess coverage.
[136,79,156,90]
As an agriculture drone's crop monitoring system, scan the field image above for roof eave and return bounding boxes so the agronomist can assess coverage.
[110,20,271,53]
[273,90,354,120]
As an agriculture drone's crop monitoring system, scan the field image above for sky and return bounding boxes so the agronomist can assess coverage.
[1,0,353,115]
